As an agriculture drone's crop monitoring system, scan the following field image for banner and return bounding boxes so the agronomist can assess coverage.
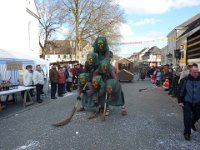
[6,62,22,70]
[110,36,177,45]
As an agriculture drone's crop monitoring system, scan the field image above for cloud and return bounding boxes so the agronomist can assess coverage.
[117,23,167,54]
[117,0,200,14]
[120,23,164,41]
[119,23,134,38]
[133,18,158,26]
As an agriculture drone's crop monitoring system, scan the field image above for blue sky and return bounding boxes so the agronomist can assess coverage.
[116,0,200,55]
[55,0,200,56]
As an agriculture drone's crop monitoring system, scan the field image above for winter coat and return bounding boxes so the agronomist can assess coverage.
[33,71,44,85]
[49,68,58,83]
[23,70,33,86]
[178,74,200,104]
[156,71,161,81]
[58,70,65,84]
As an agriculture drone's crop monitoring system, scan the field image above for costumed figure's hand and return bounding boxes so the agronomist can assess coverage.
[81,89,86,94]
[106,94,112,102]
[77,96,81,101]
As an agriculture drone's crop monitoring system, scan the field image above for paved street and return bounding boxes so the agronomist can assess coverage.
[1,77,200,150]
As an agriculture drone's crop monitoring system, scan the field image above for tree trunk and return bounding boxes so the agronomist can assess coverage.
[75,0,80,61]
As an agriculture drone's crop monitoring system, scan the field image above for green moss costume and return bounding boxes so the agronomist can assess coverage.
[78,73,95,108]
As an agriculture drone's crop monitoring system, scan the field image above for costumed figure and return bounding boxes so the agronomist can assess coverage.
[85,52,99,80]
[92,75,106,108]
[77,73,94,111]
[94,59,127,116]
[94,59,118,81]
[106,79,127,116]
[93,36,112,61]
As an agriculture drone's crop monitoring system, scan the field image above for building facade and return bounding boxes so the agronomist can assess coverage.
[0,0,40,57]
[45,40,91,64]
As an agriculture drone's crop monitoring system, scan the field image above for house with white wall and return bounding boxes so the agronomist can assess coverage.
[0,0,40,57]
[45,40,92,64]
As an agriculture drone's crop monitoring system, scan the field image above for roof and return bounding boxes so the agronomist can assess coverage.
[45,40,89,55]
[138,48,149,54]
[177,13,200,28]
[143,46,161,56]
[178,17,200,38]
[117,58,133,63]
[167,13,200,36]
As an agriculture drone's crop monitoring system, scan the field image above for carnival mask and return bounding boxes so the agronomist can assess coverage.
[101,64,107,73]
[106,86,113,94]
[87,56,93,65]
[80,76,86,85]
[98,40,103,50]
[92,80,99,89]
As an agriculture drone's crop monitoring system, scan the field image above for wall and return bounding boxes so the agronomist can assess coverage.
[167,30,176,65]
[0,0,40,58]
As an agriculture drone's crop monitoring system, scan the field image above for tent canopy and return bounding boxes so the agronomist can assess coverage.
[0,49,49,83]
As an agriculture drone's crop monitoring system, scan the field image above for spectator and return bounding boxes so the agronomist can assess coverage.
[64,64,69,93]
[179,65,191,83]
[66,69,73,92]
[156,69,161,86]
[58,67,65,97]
[178,66,200,141]
[49,64,58,99]
[22,65,34,100]
[33,65,44,103]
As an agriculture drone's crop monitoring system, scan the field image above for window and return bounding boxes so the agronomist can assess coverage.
[28,21,31,48]
[64,55,66,59]
[58,55,60,58]
[118,63,131,71]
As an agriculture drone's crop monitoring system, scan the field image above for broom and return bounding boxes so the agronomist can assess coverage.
[52,83,88,127]
[101,92,108,121]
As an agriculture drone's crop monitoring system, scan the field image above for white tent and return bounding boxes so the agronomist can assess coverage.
[0,49,49,85]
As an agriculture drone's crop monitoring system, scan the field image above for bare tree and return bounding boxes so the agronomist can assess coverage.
[63,0,124,59]
[35,0,67,58]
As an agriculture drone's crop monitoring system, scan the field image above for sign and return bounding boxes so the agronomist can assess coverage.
[6,62,22,70]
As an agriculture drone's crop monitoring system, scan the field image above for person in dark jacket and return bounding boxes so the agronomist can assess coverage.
[177,65,200,141]
[49,64,58,99]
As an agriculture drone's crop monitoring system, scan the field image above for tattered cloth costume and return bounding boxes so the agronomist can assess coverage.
[77,73,94,110]
[92,36,127,116]
[106,79,124,106]
[92,75,106,107]
[85,52,99,80]
[93,36,112,61]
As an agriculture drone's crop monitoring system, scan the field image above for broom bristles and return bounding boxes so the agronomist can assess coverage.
[52,107,76,127]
